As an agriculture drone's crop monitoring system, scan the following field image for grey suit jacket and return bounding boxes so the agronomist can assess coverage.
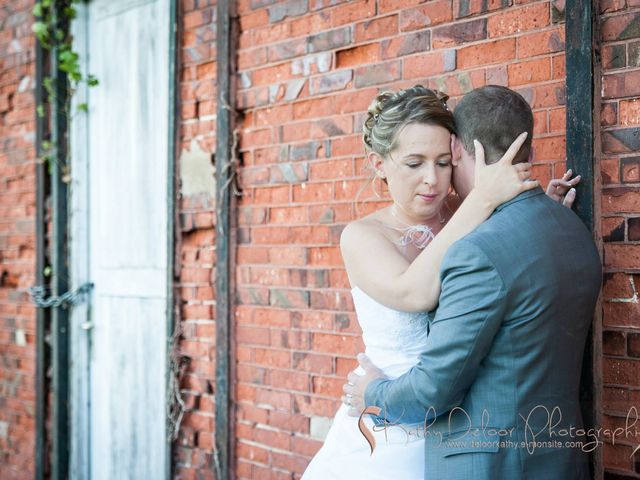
[364,187,602,480]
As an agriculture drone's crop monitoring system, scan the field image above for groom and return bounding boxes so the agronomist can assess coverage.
[343,86,602,479]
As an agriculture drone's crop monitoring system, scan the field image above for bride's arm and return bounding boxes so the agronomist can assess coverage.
[341,134,536,313]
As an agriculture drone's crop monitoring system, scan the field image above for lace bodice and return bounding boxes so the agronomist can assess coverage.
[351,286,430,379]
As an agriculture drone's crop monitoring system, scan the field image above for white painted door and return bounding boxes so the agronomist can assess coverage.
[69,0,172,478]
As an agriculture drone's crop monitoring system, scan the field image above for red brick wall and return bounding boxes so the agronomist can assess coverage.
[6,0,640,479]
[228,0,568,478]
[599,1,640,477]
[0,1,37,479]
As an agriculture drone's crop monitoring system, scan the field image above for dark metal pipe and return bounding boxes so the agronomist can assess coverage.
[34,18,49,480]
[166,0,179,478]
[565,2,600,478]
[50,3,71,478]
[215,0,237,478]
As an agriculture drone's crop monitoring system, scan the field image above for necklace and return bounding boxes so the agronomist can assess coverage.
[388,205,445,250]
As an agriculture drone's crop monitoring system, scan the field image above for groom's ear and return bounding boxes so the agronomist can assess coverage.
[450,134,460,167]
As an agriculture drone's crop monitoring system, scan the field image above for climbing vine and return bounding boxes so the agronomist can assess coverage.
[32,0,98,180]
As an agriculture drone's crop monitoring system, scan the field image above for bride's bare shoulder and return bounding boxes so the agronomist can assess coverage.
[340,211,391,251]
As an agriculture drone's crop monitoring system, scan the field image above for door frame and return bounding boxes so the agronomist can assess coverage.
[67,1,178,478]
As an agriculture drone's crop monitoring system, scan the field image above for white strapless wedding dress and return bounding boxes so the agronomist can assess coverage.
[302,286,431,479]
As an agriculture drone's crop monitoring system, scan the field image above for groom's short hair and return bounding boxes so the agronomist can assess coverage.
[453,85,533,165]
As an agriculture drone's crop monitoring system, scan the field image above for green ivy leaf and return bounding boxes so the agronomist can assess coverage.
[32,22,48,38]
[64,6,77,20]
[36,104,45,118]
[77,103,88,113]
[32,4,43,17]
[43,266,52,277]
[87,75,99,87]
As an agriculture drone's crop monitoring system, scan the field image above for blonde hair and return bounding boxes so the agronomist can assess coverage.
[356,85,455,212]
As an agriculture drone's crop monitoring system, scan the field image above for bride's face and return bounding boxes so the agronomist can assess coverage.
[375,122,452,224]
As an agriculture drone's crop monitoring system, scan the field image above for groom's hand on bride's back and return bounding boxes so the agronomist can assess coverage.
[342,353,387,417]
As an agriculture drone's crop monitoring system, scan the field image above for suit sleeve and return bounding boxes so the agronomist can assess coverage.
[363,239,507,425]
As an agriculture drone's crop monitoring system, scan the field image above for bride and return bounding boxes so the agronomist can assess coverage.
[301,85,578,479]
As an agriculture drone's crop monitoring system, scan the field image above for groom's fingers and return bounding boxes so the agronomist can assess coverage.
[497,131,529,165]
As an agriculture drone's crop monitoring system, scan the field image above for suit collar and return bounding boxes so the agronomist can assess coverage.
[494,186,545,213]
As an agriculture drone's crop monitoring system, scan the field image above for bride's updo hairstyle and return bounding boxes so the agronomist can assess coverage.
[357,85,455,206]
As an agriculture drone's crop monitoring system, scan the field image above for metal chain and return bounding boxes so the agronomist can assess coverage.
[28,282,94,309]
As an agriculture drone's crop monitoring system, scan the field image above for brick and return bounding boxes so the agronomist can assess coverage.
[291,52,333,76]
[457,0,513,19]
[293,96,334,119]
[605,244,640,270]
[602,216,626,242]
[457,38,516,68]
[622,157,640,183]
[292,351,334,374]
[600,0,627,14]
[516,28,565,58]
[268,0,308,23]
[354,61,402,88]
[629,40,640,67]
[432,18,487,48]
[378,0,429,13]
[310,0,351,10]
[603,357,640,386]
[526,82,566,108]
[629,333,640,357]
[289,140,330,161]
[487,4,550,38]
[290,11,333,37]
[355,15,399,42]
[381,30,431,59]
[531,136,565,162]
[601,13,640,42]
[399,0,453,32]
[307,27,351,53]
[602,44,626,70]
[602,187,640,213]
[601,102,619,127]
[507,58,551,86]
[604,273,636,300]
[310,159,354,180]
[240,9,269,30]
[312,375,345,396]
[619,99,640,126]
[309,70,353,95]
[337,43,380,67]
[267,38,308,62]
[403,50,454,78]
[629,217,640,240]
[252,62,292,87]
[603,330,626,356]
[485,65,508,86]
[270,163,310,184]
[309,117,353,138]
[548,107,566,132]
[331,0,376,26]
[249,22,292,46]
[602,127,640,153]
